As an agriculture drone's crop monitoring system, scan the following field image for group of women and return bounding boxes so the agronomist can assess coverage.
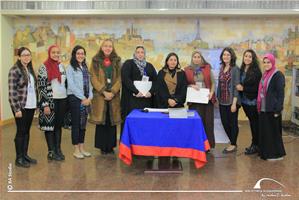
[8,38,286,168]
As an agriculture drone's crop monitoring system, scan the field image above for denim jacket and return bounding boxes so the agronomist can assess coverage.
[66,64,93,100]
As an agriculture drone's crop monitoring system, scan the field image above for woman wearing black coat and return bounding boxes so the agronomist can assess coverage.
[236,49,262,155]
[156,52,187,109]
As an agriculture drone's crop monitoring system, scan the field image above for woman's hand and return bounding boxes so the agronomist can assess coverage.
[82,98,91,106]
[190,84,200,91]
[236,84,243,91]
[103,91,114,101]
[145,92,152,98]
[44,106,51,115]
[168,99,177,107]
[15,111,22,118]
[231,104,237,113]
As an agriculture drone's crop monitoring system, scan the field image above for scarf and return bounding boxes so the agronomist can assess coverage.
[257,53,277,112]
[133,48,147,76]
[44,45,61,83]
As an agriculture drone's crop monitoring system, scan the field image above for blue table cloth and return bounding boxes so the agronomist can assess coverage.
[119,109,210,168]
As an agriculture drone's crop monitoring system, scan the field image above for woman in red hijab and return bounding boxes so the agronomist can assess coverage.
[38,45,67,161]
[257,53,286,161]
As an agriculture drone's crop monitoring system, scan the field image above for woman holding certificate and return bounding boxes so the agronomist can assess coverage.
[121,46,157,128]
[89,39,121,155]
[156,52,187,108]
[217,47,241,154]
[185,50,216,149]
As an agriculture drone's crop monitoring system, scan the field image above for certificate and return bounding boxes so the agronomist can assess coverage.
[186,87,210,104]
[133,81,152,96]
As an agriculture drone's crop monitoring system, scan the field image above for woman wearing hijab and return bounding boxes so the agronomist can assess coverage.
[89,39,121,155]
[257,53,286,161]
[8,47,38,168]
[184,50,216,149]
[38,45,67,161]
[66,45,93,159]
[121,46,157,128]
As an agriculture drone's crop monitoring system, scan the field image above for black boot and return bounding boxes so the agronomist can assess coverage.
[54,129,65,160]
[245,143,259,155]
[23,134,37,164]
[15,138,30,168]
[45,132,63,161]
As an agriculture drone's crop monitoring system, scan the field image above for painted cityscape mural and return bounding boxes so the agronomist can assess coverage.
[12,16,299,120]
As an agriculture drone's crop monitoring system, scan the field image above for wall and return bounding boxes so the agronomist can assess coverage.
[1,15,299,121]
[0,15,14,122]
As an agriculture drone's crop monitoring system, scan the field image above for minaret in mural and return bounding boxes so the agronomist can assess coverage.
[195,19,202,41]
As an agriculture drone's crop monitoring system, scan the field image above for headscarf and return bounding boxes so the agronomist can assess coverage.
[257,53,278,112]
[44,45,61,83]
[133,46,147,76]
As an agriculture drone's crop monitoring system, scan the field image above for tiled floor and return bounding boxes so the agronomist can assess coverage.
[1,120,298,200]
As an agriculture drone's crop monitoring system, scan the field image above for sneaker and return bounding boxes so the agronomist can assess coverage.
[81,150,91,157]
[267,157,284,161]
[73,152,84,159]
[222,146,237,154]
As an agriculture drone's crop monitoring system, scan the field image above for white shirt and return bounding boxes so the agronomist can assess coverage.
[51,65,67,99]
[25,73,37,109]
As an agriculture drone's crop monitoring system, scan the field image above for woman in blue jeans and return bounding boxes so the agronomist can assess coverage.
[66,45,93,159]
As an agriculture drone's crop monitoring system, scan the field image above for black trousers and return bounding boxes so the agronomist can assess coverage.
[14,109,35,157]
[242,104,259,146]
[219,104,239,145]
[69,95,86,145]
[45,98,67,151]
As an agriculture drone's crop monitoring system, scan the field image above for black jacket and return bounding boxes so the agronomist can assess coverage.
[156,68,187,108]
[240,68,262,100]
[264,71,285,114]
[121,59,157,119]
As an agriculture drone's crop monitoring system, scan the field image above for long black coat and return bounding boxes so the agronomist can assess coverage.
[121,59,157,119]
[156,68,187,108]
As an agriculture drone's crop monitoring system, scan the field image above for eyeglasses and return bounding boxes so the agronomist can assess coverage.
[20,54,31,57]
[76,53,85,55]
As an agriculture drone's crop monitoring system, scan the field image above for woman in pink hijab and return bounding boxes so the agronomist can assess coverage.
[257,53,286,161]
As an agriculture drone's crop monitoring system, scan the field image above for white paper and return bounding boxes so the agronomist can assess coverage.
[169,108,188,118]
[134,81,152,96]
[186,87,210,104]
[143,108,168,113]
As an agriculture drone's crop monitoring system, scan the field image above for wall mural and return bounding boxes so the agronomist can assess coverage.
[12,16,299,120]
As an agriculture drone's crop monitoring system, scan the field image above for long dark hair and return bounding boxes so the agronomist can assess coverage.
[16,47,37,83]
[240,49,261,76]
[70,45,87,71]
[220,47,237,67]
[163,52,181,70]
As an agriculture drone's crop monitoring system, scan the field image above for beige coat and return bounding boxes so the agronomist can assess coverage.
[89,53,121,126]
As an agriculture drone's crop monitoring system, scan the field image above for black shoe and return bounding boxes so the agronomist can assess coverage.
[245,144,259,155]
[47,151,63,161]
[56,151,65,160]
[108,149,115,154]
[15,157,30,168]
[24,155,37,164]
[101,150,108,155]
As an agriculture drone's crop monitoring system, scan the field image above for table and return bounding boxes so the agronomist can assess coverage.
[119,109,210,169]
